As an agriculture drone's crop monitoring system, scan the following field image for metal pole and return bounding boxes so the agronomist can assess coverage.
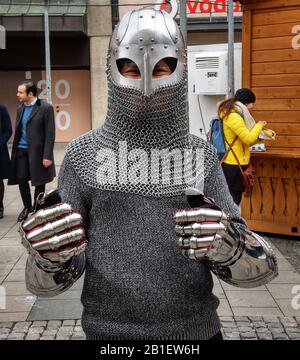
[227,0,235,98]
[44,0,52,104]
[179,0,187,44]
[179,0,189,132]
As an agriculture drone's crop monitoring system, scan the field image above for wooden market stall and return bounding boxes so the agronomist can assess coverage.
[239,0,300,236]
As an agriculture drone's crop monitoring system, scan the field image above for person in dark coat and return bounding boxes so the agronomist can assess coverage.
[0,104,13,219]
[8,81,56,221]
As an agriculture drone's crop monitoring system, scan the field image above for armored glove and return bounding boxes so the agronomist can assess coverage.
[174,189,278,288]
[20,189,86,269]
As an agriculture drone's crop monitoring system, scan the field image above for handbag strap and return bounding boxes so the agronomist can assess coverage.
[224,138,246,176]
[220,136,238,164]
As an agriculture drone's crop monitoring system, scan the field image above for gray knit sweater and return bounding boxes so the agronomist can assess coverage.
[58,131,244,340]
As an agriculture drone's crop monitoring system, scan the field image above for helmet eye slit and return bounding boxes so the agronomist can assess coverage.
[117,59,141,79]
[152,57,177,79]
[117,57,177,80]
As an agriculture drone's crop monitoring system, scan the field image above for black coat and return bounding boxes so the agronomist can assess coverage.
[8,98,56,186]
[0,105,13,180]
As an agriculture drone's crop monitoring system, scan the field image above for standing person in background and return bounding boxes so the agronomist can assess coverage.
[0,104,13,219]
[219,88,266,205]
[8,81,56,222]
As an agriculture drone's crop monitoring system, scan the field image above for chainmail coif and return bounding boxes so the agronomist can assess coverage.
[66,68,217,197]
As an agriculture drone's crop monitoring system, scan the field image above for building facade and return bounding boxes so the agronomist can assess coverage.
[0,0,91,142]
[0,1,242,142]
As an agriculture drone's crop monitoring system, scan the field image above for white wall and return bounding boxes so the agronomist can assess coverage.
[188,43,242,139]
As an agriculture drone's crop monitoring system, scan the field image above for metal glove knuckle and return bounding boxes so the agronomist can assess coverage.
[32,228,85,251]
[22,203,73,231]
[26,213,83,243]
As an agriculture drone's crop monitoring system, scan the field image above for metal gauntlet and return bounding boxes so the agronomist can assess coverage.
[19,189,86,297]
[174,190,278,288]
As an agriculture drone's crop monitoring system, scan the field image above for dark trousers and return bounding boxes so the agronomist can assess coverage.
[222,163,248,206]
[16,149,45,210]
[0,180,4,209]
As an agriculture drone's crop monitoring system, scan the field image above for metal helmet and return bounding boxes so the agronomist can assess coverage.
[108,7,186,96]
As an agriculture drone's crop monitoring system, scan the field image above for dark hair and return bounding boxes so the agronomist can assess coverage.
[218,97,236,118]
[19,81,38,96]
[234,88,256,105]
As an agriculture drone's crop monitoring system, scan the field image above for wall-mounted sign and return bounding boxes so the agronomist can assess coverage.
[0,70,91,143]
[155,0,242,17]
[119,1,242,21]
[40,70,91,142]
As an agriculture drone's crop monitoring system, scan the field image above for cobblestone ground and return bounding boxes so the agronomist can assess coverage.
[1,317,300,340]
[0,320,85,340]
[220,316,300,340]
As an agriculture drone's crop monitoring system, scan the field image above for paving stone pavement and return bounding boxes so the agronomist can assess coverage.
[1,317,300,340]
[269,236,300,275]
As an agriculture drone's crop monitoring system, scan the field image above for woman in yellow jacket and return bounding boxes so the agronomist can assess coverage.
[218,88,266,205]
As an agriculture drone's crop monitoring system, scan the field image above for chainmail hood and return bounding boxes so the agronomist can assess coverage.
[66,10,218,197]
[101,71,190,150]
[66,73,216,197]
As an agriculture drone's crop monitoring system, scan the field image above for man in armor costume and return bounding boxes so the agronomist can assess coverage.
[19,8,278,340]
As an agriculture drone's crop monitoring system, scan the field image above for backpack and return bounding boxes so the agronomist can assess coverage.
[207,117,226,160]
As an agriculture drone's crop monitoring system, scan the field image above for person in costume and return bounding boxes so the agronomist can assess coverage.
[20,8,277,340]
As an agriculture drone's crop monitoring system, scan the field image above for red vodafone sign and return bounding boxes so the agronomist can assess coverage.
[155,0,242,18]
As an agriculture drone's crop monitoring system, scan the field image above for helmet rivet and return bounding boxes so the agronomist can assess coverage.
[164,45,168,48]
[139,38,143,42]
[140,46,143,50]
[176,48,178,52]
[151,38,155,42]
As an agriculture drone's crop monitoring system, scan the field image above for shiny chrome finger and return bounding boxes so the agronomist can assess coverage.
[22,203,73,231]
[175,223,226,237]
[27,213,83,243]
[42,242,86,263]
[176,235,215,249]
[174,208,227,224]
[32,228,85,251]
[182,248,209,261]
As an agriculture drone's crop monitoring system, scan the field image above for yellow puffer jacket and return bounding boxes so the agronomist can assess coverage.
[220,110,263,165]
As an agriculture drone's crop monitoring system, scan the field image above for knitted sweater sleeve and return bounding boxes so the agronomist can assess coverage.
[58,154,90,226]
